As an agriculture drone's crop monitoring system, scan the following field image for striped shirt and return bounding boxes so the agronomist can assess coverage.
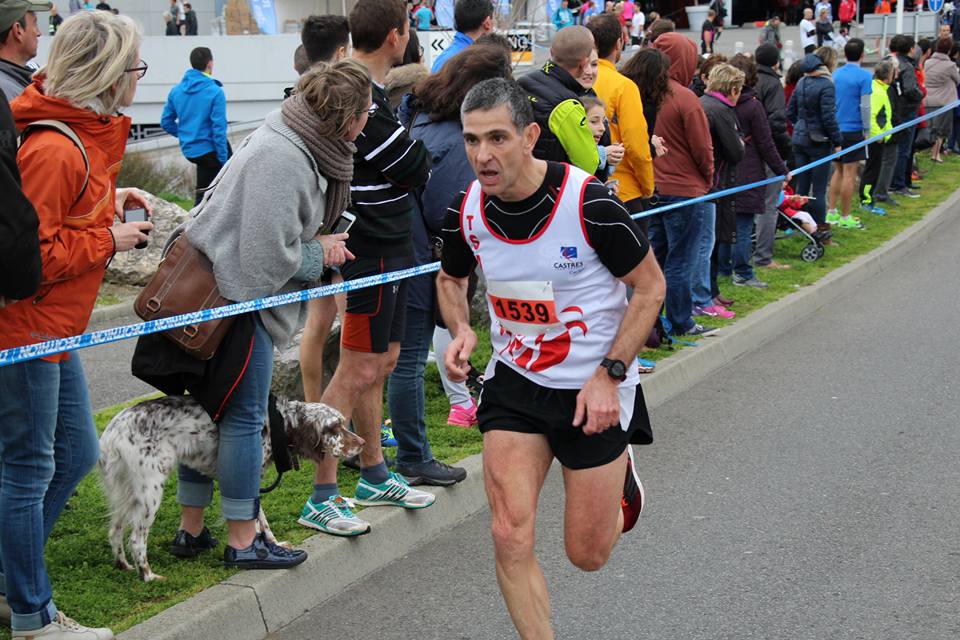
[348,83,430,257]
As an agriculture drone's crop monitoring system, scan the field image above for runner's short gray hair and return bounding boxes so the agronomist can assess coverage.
[461,78,535,132]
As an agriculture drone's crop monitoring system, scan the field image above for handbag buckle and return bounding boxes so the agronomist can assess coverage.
[182,324,199,338]
[146,297,162,313]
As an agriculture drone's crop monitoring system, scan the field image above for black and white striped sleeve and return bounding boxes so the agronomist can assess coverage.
[581,181,649,278]
[353,106,430,191]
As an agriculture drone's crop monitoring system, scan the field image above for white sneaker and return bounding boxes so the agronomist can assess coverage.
[12,612,113,640]
[297,495,371,537]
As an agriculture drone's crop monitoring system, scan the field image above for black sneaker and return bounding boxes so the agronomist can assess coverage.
[686,324,718,337]
[342,453,394,471]
[170,527,219,558]
[892,187,920,199]
[223,532,307,570]
[396,459,467,486]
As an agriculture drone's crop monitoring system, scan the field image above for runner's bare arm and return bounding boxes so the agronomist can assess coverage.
[436,267,477,383]
[574,251,665,435]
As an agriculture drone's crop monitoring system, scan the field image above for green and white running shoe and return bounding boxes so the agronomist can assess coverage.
[354,472,435,509]
[298,495,371,536]
[825,210,842,225]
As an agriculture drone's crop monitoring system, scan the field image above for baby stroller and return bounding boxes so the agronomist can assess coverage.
[775,189,829,262]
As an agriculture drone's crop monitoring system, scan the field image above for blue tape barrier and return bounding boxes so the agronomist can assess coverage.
[0,262,441,367]
[631,99,960,220]
[2,99,957,366]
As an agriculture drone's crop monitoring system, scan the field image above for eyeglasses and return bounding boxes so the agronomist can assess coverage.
[125,59,148,79]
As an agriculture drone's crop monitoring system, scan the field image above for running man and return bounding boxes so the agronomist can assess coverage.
[436,78,665,639]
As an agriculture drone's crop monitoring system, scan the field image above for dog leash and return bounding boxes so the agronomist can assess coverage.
[260,394,300,494]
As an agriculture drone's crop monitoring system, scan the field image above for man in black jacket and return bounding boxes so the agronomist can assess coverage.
[753,42,792,269]
[886,34,924,197]
[0,94,40,308]
[517,25,599,174]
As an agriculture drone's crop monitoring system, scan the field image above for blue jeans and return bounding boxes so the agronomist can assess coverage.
[793,144,832,225]
[176,316,272,520]
[718,213,757,280]
[890,127,916,191]
[0,353,99,631]
[647,196,706,335]
[387,305,435,467]
[690,202,717,308]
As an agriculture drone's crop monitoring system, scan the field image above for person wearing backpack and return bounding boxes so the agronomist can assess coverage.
[0,11,151,639]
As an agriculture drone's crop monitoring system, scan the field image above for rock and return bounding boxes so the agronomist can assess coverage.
[470,270,489,327]
[270,319,341,402]
[104,192,190,287]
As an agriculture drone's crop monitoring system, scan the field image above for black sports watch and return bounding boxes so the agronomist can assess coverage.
[600,357,627,382]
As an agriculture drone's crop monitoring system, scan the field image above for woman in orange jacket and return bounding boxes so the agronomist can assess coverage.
[0,11,151,639]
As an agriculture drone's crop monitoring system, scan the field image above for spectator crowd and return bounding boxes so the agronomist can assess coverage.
[0,0,958,637]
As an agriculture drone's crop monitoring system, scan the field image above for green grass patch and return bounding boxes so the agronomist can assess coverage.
[157,192,195,212]
[10,155,958,638]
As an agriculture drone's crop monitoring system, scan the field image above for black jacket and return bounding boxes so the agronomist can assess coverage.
[518,61,606,172]
[755,64,792,161]
[887,53,924,132]
[0,96,41,301]
[700,92,744,244]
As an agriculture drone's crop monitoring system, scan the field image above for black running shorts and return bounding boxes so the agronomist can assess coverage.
[838,131,867,163]
[478,362,652,470]
[340,255,411,353]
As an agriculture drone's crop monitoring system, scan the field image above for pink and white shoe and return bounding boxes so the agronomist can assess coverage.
[701,305,735,319]
[447,400,478,428]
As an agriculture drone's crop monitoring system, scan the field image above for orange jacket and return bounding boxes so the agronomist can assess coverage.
[593,58,655,200]
[0,79,130,361]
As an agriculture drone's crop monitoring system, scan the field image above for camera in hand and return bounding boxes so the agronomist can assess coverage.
[125,208,149,249]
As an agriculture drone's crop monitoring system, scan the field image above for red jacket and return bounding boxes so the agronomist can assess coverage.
[0,79,130,361]
[839,0,856,22]
[652,33,714,197]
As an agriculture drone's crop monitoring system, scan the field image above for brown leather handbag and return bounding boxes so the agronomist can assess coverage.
[134,232,235,360]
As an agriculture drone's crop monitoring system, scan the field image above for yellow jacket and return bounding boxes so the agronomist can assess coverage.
[593,59,655,200]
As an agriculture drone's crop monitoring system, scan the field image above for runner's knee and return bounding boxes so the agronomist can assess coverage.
[565,541,612,572]
[490,516,535,562]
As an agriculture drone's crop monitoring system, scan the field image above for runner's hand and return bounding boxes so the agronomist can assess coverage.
[573,369,620,435]
[444,329,477,382]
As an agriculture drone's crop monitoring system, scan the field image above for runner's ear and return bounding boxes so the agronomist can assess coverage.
[524,122,541,153]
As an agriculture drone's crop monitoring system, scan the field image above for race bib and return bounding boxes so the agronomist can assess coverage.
[487,280,563,336]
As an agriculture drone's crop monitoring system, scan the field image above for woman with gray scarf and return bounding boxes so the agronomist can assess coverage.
[172,59,372,570]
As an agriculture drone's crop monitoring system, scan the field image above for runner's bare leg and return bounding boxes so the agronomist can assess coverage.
[484,430,555,640]
[561,449,627,571]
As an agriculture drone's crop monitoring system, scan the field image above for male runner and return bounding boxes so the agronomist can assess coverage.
[436,78,665,639]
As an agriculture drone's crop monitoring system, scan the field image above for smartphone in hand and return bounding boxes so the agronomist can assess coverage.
[125,208,150,249]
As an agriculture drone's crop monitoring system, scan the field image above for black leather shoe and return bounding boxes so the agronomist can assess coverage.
[170,527,219,558]
[223,533,307,570]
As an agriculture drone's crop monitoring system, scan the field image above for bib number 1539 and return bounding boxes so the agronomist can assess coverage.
[486,280,562,336]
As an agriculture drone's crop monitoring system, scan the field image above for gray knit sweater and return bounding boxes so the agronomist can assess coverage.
[186,110,328,348]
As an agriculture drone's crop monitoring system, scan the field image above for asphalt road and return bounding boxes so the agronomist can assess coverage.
[275,212,960,640]
[81,310,154,411]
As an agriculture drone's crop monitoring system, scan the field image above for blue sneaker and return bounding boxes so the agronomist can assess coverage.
[380,419,397,447]
[861,203,887,216]
[223,532,307,570]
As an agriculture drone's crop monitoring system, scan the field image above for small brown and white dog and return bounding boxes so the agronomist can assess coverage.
[99,395,363,581]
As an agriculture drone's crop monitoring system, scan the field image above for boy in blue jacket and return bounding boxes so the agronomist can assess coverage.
[161,47,229,205]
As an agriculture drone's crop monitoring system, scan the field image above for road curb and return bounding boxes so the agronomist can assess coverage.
[117,186,960,640]
[88,300,135,326]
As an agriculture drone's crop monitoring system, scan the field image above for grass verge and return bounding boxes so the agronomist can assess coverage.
[6,155,957,638]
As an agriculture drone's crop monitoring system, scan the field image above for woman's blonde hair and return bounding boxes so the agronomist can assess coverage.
[813,46,838,71]
[706,63,745,97]
[294,59,372,138]
[41,11,142,115]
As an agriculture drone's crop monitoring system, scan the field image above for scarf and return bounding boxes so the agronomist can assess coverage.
[281,94,355,232]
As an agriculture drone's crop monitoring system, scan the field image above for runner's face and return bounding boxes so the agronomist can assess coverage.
[463,105,538,199]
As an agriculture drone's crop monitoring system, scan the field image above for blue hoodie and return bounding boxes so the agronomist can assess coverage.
[161,69,228,164]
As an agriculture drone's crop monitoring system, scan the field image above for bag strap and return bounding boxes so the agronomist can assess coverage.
[19,120,90,208]
[259,394,299,494]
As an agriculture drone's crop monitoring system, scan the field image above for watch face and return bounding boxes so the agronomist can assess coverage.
[609,360,626,380]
